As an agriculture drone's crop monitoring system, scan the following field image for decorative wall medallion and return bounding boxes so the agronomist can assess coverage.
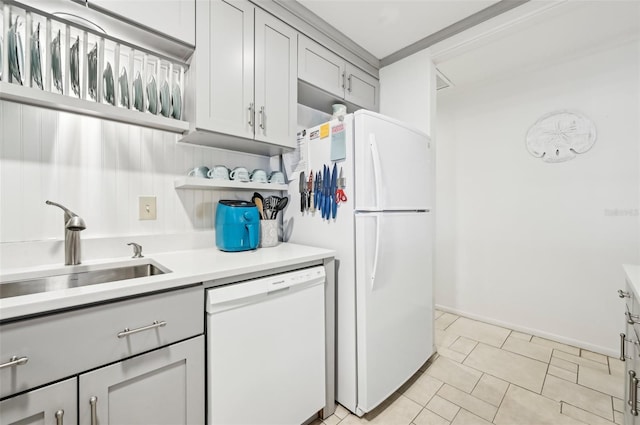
[525,110,597,163]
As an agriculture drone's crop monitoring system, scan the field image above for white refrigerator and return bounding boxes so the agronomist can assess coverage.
[284,110,434,416]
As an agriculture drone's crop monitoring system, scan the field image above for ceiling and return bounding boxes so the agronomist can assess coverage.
[294,0,502,60]
[432,0,640,90]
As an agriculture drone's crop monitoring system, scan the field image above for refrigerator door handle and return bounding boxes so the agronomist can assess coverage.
[371,214,381,290]
[369,134,383,209]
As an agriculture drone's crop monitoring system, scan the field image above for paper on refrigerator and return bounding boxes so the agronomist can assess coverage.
[282,131,308,182]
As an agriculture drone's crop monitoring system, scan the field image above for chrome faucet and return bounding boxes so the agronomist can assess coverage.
[46,200,86,265]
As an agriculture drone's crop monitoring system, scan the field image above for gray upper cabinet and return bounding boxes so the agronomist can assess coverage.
[183,0,297,155]
[89,0,196,45]
[298,35,379,112]
[254,10,298,147]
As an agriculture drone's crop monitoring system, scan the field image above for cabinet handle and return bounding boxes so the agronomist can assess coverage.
[259,106,265,130]
[90,396,98,425]
[117,320,166,338]
[347,75,352,93]
[55,409,64,425]
[620,289,631,298]
[342,72,346,89]
[622,333,628,361]
[631,371,639,415]
[0,355,28,369]
[248,103,254,128]
[627,310,640,325]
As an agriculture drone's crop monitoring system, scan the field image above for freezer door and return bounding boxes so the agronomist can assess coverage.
[354,211,434,413]
[354,112,431,210]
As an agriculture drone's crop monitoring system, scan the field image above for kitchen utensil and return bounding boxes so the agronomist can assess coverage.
[254,197,265,220]
[119,67,130,108]
[30,23,43,89]
[146,75,158,114]
[51,30,62,93]
[70,36,80,97]
[273,197,288,219]
[314,172,320,211]
[324,165,330,219]
[159,80,171,117]
[103,62,115,105]
[318,167,324,218]
[299,171,305,213]
[8,16,24,85]
[331,163,338,219]
[133,71,144,111]
[336,166,347,204]
[171,83,182,119]
[87,45,98,100]
[252,192,264,204]
[307,171,313,211]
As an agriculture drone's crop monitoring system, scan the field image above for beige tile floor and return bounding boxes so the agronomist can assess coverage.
[313,310,625,425]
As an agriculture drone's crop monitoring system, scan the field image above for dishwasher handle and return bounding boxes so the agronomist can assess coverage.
[206,266,325,313]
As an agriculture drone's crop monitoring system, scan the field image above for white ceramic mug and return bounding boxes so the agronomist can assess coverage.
[188,166,210,178]
[207,165,229,180]
[229,166,250,182]
[268,171,285,184]
[250,169,268,183]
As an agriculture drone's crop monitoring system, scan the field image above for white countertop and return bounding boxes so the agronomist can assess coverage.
[0,243,335,321]
[625,264,640,296]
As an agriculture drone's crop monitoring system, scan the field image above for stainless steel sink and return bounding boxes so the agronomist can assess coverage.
[0,262,171,299]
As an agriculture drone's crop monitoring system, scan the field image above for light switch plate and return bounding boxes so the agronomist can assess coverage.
[139,196,157,220]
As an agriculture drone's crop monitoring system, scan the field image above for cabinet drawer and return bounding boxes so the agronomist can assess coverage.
[0,286,203,399]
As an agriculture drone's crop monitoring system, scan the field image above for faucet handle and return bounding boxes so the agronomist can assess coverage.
[127,242,144,258]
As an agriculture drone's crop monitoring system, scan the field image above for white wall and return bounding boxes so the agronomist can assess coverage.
[379,48,435,137]
[436,39,640,354]
[0,101,272,267]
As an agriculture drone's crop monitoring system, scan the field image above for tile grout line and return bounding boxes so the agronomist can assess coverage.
[561,400,617,423]
[491,382,512,424]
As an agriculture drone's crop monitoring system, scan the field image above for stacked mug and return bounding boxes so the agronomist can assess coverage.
[187,166,285,184]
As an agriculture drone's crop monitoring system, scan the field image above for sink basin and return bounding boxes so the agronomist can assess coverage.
[0,262,171,299]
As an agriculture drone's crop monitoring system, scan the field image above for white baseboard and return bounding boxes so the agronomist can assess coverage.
[435,304,618,358]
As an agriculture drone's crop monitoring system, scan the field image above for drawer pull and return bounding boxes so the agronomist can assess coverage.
[117,320,166,338]
[622,333,627,361]
[0,355,28,369]
[620,289,631,298]
[90,396,97,425]
[55,409,64,425]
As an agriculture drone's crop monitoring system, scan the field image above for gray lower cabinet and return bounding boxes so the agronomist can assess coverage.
[0,378,77,425]
[298,35,379,112]
[185,0,297,154]
[79,336,204,425]
[621,284,640,425]
[0,286,204,425]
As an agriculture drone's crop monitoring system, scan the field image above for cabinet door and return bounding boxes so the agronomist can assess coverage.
[254,9,297,148]
[298,35,345,99]
[197,0,254,139]
[79,336,204,425]
[345,63,379,111]
[0,378,77,425]
[90,0,195,45]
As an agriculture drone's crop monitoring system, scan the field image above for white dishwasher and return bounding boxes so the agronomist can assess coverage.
[206,266,326,425]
